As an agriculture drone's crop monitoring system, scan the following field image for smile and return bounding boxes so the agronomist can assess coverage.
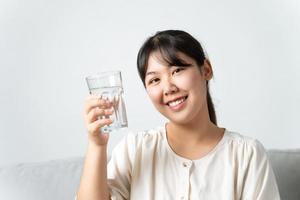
[167,95,188,108]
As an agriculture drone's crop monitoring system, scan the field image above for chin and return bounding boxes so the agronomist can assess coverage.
[162,111,192,125]
[172,117,192,125]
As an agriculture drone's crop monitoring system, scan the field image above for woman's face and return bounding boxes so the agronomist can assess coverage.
[145,51,213,125]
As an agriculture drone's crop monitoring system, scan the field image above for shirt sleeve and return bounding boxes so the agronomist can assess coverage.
[242,140,281,200]
[107,132,140,200]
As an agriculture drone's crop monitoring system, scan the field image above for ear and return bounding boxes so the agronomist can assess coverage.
[201,59,213,81]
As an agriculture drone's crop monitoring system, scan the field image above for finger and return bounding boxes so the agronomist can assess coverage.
[87,118,113,136]
[85,107,114,124]
[83,96,112,115]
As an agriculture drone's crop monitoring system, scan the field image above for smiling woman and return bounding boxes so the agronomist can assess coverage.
[137,30,217,126]
[76,30,281,200]
[143,52,211,125]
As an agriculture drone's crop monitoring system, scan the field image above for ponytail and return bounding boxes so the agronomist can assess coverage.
[206,84,217,125]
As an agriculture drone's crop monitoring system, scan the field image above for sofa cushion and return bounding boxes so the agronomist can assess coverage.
[0,150,299,200]
[0,157,83,200]
[267,149,300,200]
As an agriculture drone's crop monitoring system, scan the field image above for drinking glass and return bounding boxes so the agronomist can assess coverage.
[85,71,128,132]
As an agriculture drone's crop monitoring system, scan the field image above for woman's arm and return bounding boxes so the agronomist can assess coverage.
[77,143,110,200]
[77,95,114,199]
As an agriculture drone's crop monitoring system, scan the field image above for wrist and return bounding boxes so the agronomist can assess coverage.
[87,141,107,151]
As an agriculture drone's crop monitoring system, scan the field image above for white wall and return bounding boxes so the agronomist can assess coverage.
[0,0,299,166]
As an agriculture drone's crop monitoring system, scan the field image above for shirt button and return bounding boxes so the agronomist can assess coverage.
[180,196,185,200]
[182,162,187,167]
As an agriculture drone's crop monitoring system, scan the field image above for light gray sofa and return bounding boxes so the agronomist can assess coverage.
[0,150,299,200]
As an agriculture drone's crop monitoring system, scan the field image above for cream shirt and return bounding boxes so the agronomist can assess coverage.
[107,126,280,200]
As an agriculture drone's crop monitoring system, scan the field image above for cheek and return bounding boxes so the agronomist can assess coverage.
[178,72,200,89]
[178,72,206,99]
[146,87,162,104]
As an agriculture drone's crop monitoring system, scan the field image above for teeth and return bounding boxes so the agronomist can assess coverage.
[169,97,185,107]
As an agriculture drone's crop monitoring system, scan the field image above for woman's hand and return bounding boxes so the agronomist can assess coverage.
[83,95,114,146]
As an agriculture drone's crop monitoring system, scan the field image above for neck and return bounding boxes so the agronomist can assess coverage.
[167,121,216,143]
[167,102,225,147]
[165,119,225,160]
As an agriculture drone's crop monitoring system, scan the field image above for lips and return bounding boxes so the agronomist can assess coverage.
[166,95,188,107]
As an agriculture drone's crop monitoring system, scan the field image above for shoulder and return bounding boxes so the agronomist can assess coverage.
[124,126,165,147]
[224,131,280,199]
[224,130,267,160]
[109,126,164,165]
[225,130,265,149]
[113,126,165,153]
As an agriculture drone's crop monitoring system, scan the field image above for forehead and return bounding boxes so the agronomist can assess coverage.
[146,51,194,74]
[146,52,168,73]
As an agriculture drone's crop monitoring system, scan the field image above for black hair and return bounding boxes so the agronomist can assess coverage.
[137,30,217,125]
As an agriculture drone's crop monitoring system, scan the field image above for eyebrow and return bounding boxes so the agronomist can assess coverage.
[145,71,157,77]
[145,65,185,77]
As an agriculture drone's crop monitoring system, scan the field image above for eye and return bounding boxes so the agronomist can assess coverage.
[148,78,160,85]
[172,67,185,75]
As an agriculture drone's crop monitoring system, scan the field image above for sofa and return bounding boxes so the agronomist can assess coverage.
[0,150,299,200]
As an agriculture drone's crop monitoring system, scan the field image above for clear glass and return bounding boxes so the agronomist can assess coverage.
[85,71,128,132]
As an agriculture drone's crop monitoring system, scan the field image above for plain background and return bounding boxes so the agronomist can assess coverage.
[0,0,299,166]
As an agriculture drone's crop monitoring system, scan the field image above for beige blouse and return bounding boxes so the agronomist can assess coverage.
[107,126,280,200]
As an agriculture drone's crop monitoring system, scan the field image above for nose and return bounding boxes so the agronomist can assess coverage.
[163,80,178,96]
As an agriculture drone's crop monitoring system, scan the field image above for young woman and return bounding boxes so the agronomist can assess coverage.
[77,30,280,200]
